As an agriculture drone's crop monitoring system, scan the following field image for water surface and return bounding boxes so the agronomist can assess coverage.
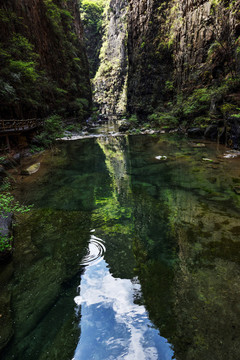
[1,130,240,360]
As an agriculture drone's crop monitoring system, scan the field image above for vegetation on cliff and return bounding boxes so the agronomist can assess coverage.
[80,0,106,78]
[92,0,128,115]
[0,0,91,121]
[125,0,240,146]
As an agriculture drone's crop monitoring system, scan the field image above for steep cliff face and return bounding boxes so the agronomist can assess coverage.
[80,0,105,79]
[127,0,240,139]
[173,1,240,89]
[127,0,173,117]
[93,0,128,115]
[0,0,91,120]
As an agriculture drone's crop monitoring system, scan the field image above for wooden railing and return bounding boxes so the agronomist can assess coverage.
[0,118,44,134]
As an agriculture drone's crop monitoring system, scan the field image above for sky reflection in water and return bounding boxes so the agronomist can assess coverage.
[73,236,175,360]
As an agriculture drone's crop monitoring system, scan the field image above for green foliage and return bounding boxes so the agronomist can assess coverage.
[182,88,212,117]
[148,112,178,127]
[35,115,64,147]
[0,32,41,109]
[0,179,10,192]
[30,145,45,154]
[232,112,240,119]
[0,4,91,119]
[220,103,237,115]
[0,193,32,216]
[80,0,106,77]
[0,234,12,252]
[210,0,222,7]
[165,80,174,91]
[0,186,32,252]
[207,41,221,59]
[128,114,138,123]
[192,116,211,126]
[0,156,6,164]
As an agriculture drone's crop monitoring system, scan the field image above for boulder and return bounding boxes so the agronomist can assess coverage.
[204,125,218,140]
[0,213,13,238]
[119,122,131,132]
[0,213,13,262]
[187,127,204,138]
[21,163,40,175]
[229,117,240,149]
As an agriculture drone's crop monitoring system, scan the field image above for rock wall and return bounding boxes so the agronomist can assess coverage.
[127,0,173,117]
[127,0,240,124]
[93,0,128,115]
[80,0,105,79]
[0,0,91,120]
[174,0,240,89]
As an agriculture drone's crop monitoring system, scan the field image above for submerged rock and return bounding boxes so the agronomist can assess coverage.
[190,143,206,148]
[155,155,167,161]
[223,150,240,159]
[202,158,213,162]
[21,163,40,175]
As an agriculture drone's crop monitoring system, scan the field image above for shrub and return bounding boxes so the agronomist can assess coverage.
[148,112,178,127]
[0,191,32,252]
[35,114,63,147]
[128,114,138,123]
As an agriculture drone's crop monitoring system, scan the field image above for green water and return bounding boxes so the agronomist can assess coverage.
[1,132,240,360]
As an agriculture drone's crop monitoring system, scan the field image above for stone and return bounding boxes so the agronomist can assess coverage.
[0,213,13,238]
[21,163,40,175]
[190,143,206,148]
[12,153,21,164]
[202,158,213,162]
[155,155,167,161]
[119,122,131,132]
[204,125,218,141]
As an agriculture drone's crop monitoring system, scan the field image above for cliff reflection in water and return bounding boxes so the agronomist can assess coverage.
[1,132,240,360]
[127,134,240,360]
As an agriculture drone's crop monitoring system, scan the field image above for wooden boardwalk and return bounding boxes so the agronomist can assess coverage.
[0,118,44,135]
[0,118,44,150]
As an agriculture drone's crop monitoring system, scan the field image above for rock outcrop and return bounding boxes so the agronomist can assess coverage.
[127,0,173,117]
[127,0,240,133]
[93,0,128,115]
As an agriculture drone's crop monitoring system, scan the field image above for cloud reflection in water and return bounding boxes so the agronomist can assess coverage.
[74,252,175,360]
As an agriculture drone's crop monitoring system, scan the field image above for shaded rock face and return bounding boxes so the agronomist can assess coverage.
[0,0,91,120]
[127,0,173,118]
[127,0,240,116]
[174,1,239,89]
[93,0,128,115]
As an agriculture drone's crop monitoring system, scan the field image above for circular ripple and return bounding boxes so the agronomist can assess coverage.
[80,235,106,267]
